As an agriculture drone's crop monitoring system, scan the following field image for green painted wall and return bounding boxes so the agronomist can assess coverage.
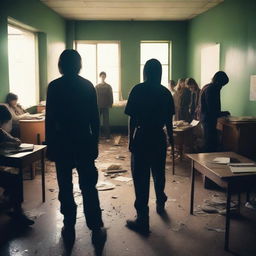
[0,0,66,102]
[68,20,188,126]
[188,0,256,116]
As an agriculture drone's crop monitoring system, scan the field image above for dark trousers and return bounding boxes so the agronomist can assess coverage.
[131,140,167,220]
[99,108,110,138]
[55,158,103,230]
[0,170,22,212]
[202,120,219,152]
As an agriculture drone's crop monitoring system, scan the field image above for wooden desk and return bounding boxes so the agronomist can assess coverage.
[19,119,45,144]
[217,116,256,160]
[173,126,195,160]
[0,145,46,203]
[187,152,256,251]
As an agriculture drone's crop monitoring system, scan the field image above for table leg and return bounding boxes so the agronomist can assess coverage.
[237,192,241,213]
[246,190,250,202]
[172,142,175,175]
[190,160,195,215]
[41,151,46,203]
[19,167,24,202]
[225,183,231,251]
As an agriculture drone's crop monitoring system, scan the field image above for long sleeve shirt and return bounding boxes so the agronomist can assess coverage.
[199,83,221,123]
[95,82,113,108]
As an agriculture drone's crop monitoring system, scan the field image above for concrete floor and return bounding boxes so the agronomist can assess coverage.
[0,135,256,256]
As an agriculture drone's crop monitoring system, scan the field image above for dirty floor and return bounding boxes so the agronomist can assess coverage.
[0,135,256,256]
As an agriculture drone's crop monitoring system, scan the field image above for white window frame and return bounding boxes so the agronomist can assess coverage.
[140,41,172,87]
[7,22,39,107]
[75,40,122,102]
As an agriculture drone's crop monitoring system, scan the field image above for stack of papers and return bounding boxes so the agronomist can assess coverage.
[0,143,34,155]
[211,157,230,164]
[229,163,256,173]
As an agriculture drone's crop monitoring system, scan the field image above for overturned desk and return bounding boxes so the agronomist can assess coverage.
[0,145,46,203]
[187,152,256,251]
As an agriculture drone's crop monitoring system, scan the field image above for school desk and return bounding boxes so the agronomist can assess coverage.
[186,151,256,251]
[0,145,46,203]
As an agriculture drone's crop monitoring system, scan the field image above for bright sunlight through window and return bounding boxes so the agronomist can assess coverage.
[8,25,38,107]
[201,44,220,88]
[76,42,120,102]
[140,42,170,87]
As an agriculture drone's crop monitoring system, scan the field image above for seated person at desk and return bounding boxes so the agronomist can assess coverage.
[0,105,34,226]
[6,93,43,136]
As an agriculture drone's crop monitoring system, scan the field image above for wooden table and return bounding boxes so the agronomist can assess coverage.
[0,145,46,203]
[19,119,45,144]
[187,152,256,251]
[173,126,194,160]
[217,116,256,160]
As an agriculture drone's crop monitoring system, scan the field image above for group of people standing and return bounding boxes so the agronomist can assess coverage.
[169,78,200,123]
[45,50,175,245]
[45,50,230,244]
[0,48,230,250]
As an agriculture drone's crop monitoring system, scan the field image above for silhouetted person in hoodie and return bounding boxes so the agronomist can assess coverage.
[199,71,230,152]
[45,50,106,247]
[125,59,175,235]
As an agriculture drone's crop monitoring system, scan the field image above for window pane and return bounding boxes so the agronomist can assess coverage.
[97,44,119,68]
[97,44,120,102]
[77,42,120,102]
[141,43,169,64]
[162,65,169,88]
[77,44,97,86]
[140,42,170,86]
[8,25,38,107]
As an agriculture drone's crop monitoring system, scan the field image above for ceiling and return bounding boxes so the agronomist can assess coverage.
[40,0,224,21]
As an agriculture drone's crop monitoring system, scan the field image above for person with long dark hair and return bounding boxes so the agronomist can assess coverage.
[186,78,200,121]
[125,59,175,235]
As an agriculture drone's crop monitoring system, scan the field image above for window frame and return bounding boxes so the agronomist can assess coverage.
[75,40,122,102]
[140,40,172,87]
[7,22,39,107]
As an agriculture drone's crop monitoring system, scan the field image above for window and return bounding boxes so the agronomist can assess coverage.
[140,42,170,87]
[8,25,38,107]
[76,42,121,102]
[201,44,220,88]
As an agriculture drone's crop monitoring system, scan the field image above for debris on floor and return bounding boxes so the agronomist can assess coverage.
[115,155,126,160]
[200,194,238,215]
[96,181,116,191]
[113,135,122,146]
[107,164,122,170]
[112,196,118,199]
[113,176,132,182]
[170,221,186,232]
[205,226,225,233]
[167,198,177,202]
[245,200,256,210]
[25,207,46,220]
[105,166,128,175]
